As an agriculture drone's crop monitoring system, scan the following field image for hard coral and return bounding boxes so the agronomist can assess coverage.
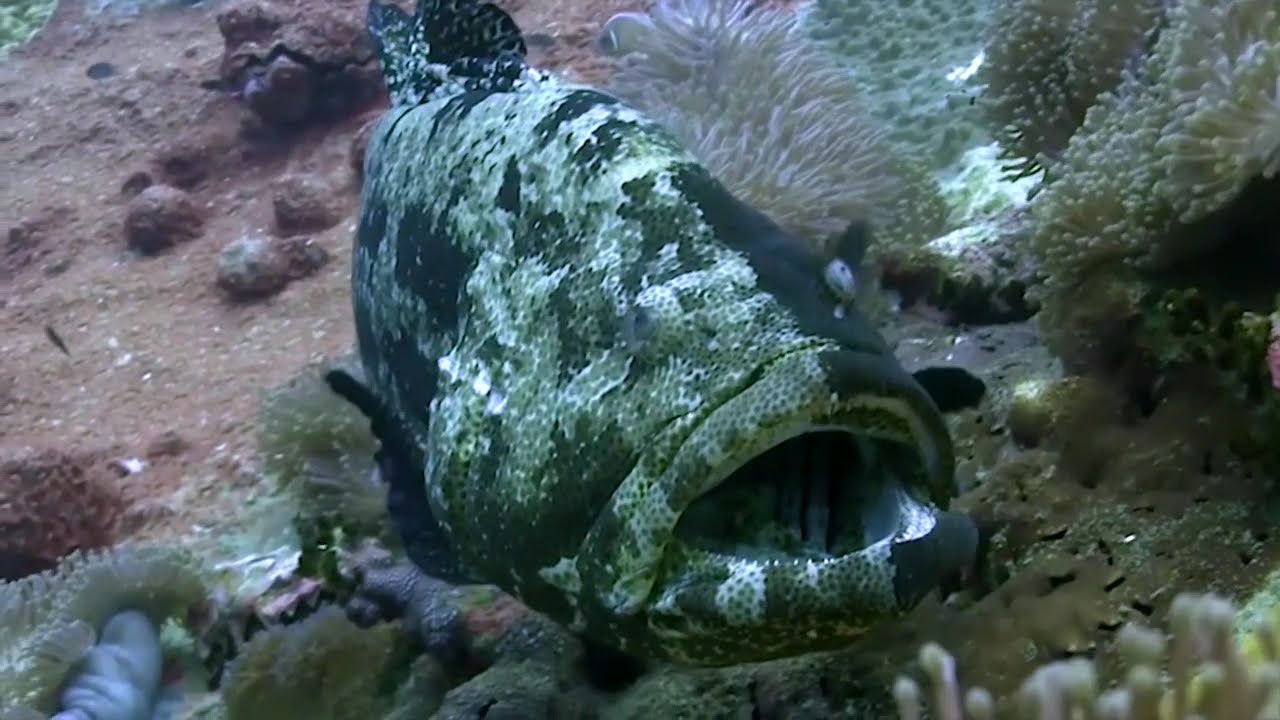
[600,0,948,255]
[894,593,1280,719]
[0,544,210,717]
[0,447,125,582]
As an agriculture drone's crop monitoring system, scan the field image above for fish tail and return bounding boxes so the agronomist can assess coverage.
[367,0,528,106]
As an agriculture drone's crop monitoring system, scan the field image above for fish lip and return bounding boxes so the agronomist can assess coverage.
[648,347,974,638]
[585,346,957,623]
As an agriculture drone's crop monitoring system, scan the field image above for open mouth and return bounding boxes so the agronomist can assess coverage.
[673,429,910,562]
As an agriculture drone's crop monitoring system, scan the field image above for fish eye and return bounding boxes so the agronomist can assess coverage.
[822,258,857,302]
[596,12,655,58]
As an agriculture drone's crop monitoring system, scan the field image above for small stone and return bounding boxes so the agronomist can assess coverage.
[216,234,290,299]
[121,170,153,197]
[146,429,188,458]
[124,185,205,255]
[243,55,315,126]
[215,234,329,301]
[271,174,341,235]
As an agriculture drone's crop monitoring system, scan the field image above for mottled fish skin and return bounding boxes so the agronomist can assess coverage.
[347,0,981,665]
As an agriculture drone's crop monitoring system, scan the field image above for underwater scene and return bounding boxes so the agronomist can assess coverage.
[2,0,1279,717]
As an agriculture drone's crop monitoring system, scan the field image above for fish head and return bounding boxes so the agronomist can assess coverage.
[563,182,986,665]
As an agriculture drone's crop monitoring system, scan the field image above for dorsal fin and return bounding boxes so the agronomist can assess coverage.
[367,0,529,106]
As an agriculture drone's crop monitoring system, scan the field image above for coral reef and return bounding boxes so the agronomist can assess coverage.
[894,593,1280,719]
[599,0,948,256]
[979,0,1167,177]
[1137,289,1280,474]
[1024,0,1280,371]
[0,544,212,717]
[253,354,386,540]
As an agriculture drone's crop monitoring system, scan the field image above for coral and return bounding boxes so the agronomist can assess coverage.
[254,354,384,539]
[214,233,330,301]
[0,0,54,55]
[794,0,991,168]
[893,593,1280,719]
[1138,289,1280,474]
[600,0,948,255]
[0,447,126,582]
[219,604,409,720]
[1002,375,1111,448]
[123,185,205,256]
[1154,0,1280,223]
[1024,0,1280,369]
[0,544,211,717]
[979,0,1167,177]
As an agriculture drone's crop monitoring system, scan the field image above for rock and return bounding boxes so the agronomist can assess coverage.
[0,447,125,582]
[215,2,383,129]
[879,212,1041,325]
[215,234,330,300]
[243,54,315,126]
[120,170,153,197]
[124,185,204,255]
[145,429,188,459]
[271,175,341,235]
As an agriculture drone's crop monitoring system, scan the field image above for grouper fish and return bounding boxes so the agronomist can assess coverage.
[327,0,988,665]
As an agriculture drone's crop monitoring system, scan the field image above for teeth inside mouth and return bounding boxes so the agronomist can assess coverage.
[673,430,908,561]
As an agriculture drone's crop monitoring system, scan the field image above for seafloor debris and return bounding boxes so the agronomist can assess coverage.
[123,184,205,256]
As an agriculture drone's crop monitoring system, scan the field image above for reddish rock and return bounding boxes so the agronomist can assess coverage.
[271,174,341,235]
[124,184,205,255]
[216,2,383,128]
[215,233,330,300]
[0,447,126,581]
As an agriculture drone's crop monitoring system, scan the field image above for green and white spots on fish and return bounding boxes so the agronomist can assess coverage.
[335,0,988,665]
